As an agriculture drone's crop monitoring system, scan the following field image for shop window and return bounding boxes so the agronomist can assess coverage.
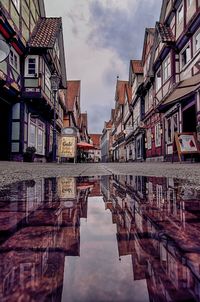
[147,129,152,150]
[28,117,45,155]
[25,56,38,77]
[194,30,200,53]
[163,55,171,82]
[155,123,161,147]
[167,118,172,143]
[156,68,161,92]
[9,49,19,72]
[166,113,179,143]
[180,44,191,69]
[177,4,184,24]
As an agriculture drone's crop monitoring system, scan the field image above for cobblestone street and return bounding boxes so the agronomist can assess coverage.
[1,161,200,188]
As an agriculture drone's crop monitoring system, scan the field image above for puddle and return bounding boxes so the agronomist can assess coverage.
[0,175,200,301]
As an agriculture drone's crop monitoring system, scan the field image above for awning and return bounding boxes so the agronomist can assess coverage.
[77,142,96,150]
[158,73,200,111]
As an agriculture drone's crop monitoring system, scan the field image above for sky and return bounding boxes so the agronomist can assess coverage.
[44,0,163,133]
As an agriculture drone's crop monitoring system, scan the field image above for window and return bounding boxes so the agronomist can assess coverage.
[25,56,38,77]
[177,4,184,24]
[167,118,172,143]
[166,113,179,143]
[9,49,19,72]
[156,68,162,92]
[12,0,20,12]
[163,55,171,82]
[194,31,200,53]
[155,123,161,147]
[181,44,191,68]
[147,128,152,150]
[29,117,45,155]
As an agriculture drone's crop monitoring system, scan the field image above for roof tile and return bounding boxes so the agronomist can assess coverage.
[66,80,80,111]
[156,22,175,43]
[131,60,143,74]
[28,17,61,48]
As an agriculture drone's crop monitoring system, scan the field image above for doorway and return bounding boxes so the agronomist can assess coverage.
[182,104,196,132]
[0,102,11,160]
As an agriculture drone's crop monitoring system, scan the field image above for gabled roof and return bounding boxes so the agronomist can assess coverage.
[125,83,132,103]
[141,28,155,64]
[116,80,128,105]
[131,60,143,74]
[66,80,80,111]
[81,113,88,128]
[28,17,61,48]
[90,134,101,148]
[105,120,112,128]
[156,22,175,43]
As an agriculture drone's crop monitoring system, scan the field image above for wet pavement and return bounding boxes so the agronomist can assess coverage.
[0,175,200,301]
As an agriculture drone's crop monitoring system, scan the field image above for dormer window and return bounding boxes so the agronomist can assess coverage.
[25,56,38,77]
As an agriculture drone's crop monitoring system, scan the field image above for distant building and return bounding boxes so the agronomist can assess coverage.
[101,120,112,162]
[89,133,101,162]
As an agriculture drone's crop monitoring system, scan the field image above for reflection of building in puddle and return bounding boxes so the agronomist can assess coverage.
[0,177,92,301]
[102,175,200,302]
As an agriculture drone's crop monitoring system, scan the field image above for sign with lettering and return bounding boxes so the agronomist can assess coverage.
[59,136,76,158]
[172,132,200,162]
[58,177,76,199]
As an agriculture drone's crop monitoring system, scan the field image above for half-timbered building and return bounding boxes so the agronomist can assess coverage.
[0,0,67,161]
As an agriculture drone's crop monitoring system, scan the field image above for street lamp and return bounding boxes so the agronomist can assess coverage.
[0,39,10,62]
[50,72,60,162]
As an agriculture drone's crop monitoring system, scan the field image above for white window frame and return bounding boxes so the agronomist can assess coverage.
[155,123,161,147]
[9,48,20,73]
[25,56,38,77]
[12,0,20,12]
[28,116,45,155]
[180,42,191,70]
[177,4,184,24]
[193,29,200,54]
[156,68,162,92]
[163,55,171,82]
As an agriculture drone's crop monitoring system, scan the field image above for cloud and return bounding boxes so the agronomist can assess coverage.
[88,0,162,62]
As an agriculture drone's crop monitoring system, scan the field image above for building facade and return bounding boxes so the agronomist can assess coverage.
[0,0,67,161]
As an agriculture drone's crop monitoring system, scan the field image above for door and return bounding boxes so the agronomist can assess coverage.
[182,104,196,132]
[0,102,11,160]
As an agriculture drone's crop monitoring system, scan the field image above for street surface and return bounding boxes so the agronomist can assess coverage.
[0,161,200,188]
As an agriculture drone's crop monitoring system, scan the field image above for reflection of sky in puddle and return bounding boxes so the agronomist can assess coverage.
[0,175,200,301]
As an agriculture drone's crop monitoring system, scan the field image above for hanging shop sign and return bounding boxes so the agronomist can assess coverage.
[59,127,77,159]
[172,132,200,162]
[59,136,76,158]
[58,177,76,200]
